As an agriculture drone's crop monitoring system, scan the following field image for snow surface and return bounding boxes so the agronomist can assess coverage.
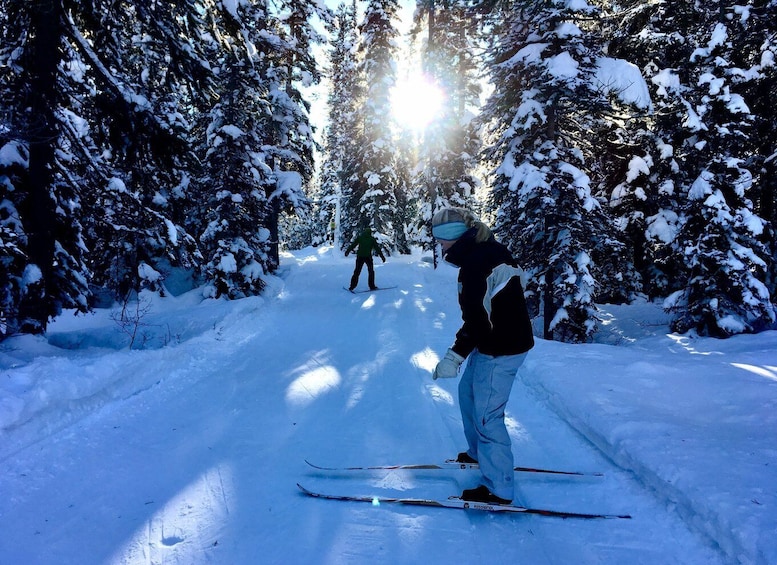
[1,247,775,565]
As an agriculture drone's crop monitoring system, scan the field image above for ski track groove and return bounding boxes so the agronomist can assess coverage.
[517,373,744,563]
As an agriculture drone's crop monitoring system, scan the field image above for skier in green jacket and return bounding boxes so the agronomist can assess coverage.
[345,227,386,291]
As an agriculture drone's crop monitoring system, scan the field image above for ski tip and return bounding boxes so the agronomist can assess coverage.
[304,459,332,470]
[297,482,315,496]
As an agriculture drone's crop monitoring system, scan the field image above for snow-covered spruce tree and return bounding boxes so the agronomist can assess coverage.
[605,2,726,303]
[603,1,698,301]
[198,1,326,297]
[605,128,687,299]
[720,1,777,303]
[0,7,32,336]
[63,1,207,301]
[199,5,275,299]
[389,140,414,254]
[667,166,774,336]
[592,1,688,300]
[0,132,29,337]
[341,0,402,250]
[409,0,481,261]
[0,0,91,338]
[475,0,637,343]
[260,0,327,266]
[667,9,776,336]
[319,1,361,250]
[606,0,776,334]
[616,3,774,336]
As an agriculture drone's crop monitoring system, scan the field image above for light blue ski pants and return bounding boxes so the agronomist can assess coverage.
[458,349,527,501]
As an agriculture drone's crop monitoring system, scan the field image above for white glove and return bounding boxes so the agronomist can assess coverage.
[433,349,465,380]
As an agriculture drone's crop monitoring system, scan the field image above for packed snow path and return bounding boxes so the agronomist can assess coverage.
[0,248,749,564]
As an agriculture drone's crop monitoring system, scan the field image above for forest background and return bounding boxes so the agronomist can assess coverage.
[1,0,775,344]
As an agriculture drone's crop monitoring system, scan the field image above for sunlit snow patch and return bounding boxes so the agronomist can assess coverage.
[410,347,438,373]
[730,363,777,382]
[286,366,341,408]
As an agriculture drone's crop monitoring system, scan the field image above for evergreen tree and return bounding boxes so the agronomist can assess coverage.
[342,0,403,250]
[198,3,275,298]
[608,0,776,335]
[1,0,328,339]
[604,0,697,300]
[320,1,361,250]
[666,4,775,335]
[260,0,329,266]
[475,0,637,342]
[69,0,209,300]
[198,1,327,295]
[721,1,777,304]
[0,0,90,337]
[410,0,481,262]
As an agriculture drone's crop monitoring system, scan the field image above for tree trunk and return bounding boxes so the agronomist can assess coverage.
[18,0,62,333]
[268,199,281,271]
[543,101,559,339]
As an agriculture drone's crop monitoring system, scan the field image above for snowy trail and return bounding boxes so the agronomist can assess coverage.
[1,248,727,564]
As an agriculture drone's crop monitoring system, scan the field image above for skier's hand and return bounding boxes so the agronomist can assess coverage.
[433,349,464,380]
[381,255,386,263]
[344,251,350,257]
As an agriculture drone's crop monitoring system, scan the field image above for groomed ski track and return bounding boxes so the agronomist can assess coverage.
[0,249,727,564]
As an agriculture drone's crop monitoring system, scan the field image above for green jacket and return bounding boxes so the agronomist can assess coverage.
[346,229,386,260]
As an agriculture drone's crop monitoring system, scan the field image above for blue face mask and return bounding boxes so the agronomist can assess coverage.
[432,221,467,241]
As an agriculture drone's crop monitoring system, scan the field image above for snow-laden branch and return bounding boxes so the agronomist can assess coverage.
[64,14,171,138]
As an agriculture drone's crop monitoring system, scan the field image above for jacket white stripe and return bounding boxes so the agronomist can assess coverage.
[483,264,524,325]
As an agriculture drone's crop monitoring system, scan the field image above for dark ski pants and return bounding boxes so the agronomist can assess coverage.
[350,256,375,290]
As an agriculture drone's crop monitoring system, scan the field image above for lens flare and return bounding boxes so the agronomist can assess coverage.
[391,74,445,132]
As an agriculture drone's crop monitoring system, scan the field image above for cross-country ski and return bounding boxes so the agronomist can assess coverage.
[297,483,631,520]
[305,459,603,477]
[343,285,398,293]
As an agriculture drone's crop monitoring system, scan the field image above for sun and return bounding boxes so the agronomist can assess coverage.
[390,73,445,132]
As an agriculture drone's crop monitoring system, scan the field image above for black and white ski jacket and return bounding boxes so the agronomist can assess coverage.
[444,228,535,358]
